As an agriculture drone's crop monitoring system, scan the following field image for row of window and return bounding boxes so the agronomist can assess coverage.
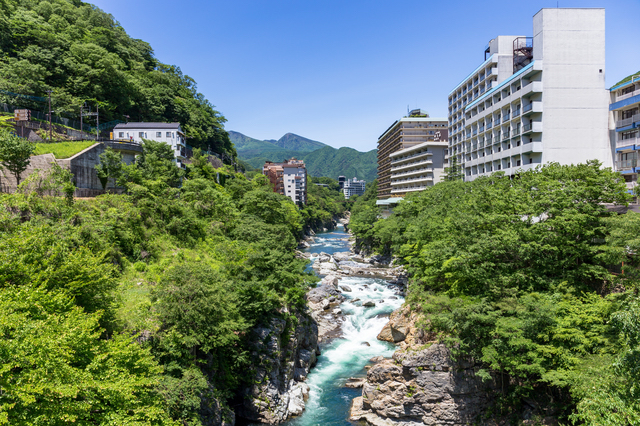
[118,131,177,139]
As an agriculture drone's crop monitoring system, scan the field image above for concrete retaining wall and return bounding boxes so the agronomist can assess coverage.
[0,142,142,196]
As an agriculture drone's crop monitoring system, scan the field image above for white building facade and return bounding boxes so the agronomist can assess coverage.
[448,8,612,181]
[610,74,640,194]
[112,122,187,168]
[343,177,366,199]
[388,141,448,196]
[282,159,307,206]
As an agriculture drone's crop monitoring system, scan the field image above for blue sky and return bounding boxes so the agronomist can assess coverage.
[91,0,640,152]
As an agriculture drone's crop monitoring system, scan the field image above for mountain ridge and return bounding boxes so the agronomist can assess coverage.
[230,131,378,182]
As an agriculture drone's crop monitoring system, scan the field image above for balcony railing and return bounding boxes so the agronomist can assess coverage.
[523,123,533,132]
[617,159,637,170]
[503,131,510,141]
[616,114,640,129]
[495,117,501,125]
[617,88,640,102]
[504,113,510,121]
[479,126,485,132]
[487,122,493,129]
[514,109,521,116]
[523,103,533,113]
[389,150,433,165]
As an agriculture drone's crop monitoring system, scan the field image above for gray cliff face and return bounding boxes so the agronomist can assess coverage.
[238,310,319,424]
[350,344,496,426]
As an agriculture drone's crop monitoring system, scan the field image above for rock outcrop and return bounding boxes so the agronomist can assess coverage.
[238,310,319,424]
[376,305,426,346]
[349,344,496,425]
[307,275,347,340]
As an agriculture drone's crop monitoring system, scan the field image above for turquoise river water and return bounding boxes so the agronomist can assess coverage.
[282,224,404,426]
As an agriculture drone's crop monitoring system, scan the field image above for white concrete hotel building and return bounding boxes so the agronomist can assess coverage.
[448,8,612,181]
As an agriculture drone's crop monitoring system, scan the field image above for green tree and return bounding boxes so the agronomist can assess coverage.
[441,155,463,181]
[0,129,35,186]
[94,147,123,191]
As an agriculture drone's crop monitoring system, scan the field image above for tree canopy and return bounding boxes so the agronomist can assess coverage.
[0,0,235,159]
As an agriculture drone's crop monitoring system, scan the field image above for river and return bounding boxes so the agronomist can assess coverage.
[283,224,404,426]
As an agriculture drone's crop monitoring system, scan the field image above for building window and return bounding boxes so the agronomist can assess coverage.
[166,132,172,138]
[530,158,533,164]
[139,132,144,138]
[119,132,124,138]
[156,132,162,138]
[517,160,521,166]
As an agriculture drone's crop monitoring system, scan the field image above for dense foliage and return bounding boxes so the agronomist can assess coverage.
[301,176,346,232]
[0,0,235,158]
[350,162,640,423]
[0,140,347,424]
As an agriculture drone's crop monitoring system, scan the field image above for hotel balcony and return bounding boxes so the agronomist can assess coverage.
[617,159,637,171]
[391,185,430,194]
[522,122,543,134]
[390,175,434,186]
[616,114,640,130]
[615,88,640,104]
[523,101,543,116]
[391,158,433,172]
[617,135,640,150]
[389,150,433,165]
[522,81,543,97]
[392,167,434,179]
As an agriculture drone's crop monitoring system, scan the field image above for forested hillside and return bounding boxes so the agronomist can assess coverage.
[0,137,346,424]
[229,131,326,159]
[0,0,235,158]
[350,162,640,424]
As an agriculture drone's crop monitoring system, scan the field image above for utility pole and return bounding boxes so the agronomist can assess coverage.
[46,89,52,142]
[96,104,99,141]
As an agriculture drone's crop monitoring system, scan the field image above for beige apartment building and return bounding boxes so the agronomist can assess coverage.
[377,109,448,199]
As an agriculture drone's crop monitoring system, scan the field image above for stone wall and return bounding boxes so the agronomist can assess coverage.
[0,142,141,196]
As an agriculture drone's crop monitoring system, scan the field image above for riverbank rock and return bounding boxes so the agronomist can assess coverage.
[345,377,366,388]
[349,344,497,426]
[363,301,376,307]
[376,305,420,345]
[340,285,352,292]
[238,311,319,424]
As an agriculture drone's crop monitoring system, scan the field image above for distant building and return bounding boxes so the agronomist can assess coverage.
[377,110,448,199]
[343,177,366,199]
[338,175,346,190]
[112,122,187,168]
[610,72,640,194]
[263,158,307,206]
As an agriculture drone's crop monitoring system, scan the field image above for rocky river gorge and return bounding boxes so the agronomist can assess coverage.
[239,220,497,426]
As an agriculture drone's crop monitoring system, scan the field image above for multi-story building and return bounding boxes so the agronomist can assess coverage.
[342,177,366,199]
[263,158,307,206]
[112,122,187,168]
[448,8,612,181]
[388,140,448,197]
[377,109,448,199]
[610,73,640,194]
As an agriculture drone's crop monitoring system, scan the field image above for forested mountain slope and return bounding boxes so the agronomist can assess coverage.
[231,131,377,181]
[229,131,326,159]
[0,0,235,157]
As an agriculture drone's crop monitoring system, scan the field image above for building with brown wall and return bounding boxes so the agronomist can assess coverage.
[377,110,448,199]
[263,158,307,206]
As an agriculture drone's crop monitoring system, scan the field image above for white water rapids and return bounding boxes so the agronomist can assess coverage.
[284,225,404,426]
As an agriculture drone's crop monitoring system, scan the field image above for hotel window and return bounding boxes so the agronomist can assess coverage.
[119,132,124,138]
[166,132,172,138]
[156,132,162,138]
[139,132,144,138]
